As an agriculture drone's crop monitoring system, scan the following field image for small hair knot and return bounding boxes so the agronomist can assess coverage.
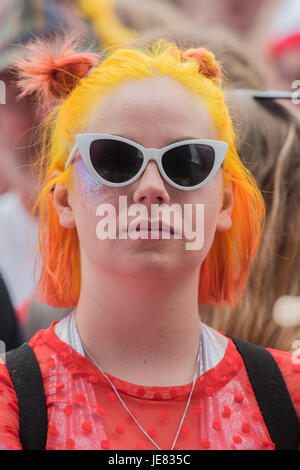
[15,34,100,107]
[179,48,221,80]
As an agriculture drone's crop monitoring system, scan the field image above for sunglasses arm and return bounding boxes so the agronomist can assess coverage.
[65,145,78,170]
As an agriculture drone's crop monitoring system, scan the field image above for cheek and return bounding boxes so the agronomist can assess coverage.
[204,173,223,221]
[204,182,223,227]
[71,161,107,247]
[73,159,104,206]
[188,172,223,250]
[71,161,121,253]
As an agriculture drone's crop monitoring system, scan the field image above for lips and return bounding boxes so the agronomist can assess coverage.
[135,220,175,235]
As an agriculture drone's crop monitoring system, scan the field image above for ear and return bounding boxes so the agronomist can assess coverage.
[50,171,76,229]
[216,180,234,232]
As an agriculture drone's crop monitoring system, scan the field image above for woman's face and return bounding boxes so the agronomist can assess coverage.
[54,76,233,280]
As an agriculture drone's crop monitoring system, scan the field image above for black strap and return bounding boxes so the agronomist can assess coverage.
[0,274,25,350]
[229,335,300,450]
[5,342,48,450]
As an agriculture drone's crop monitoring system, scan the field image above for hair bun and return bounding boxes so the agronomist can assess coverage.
[180,48,221,80]
[15,34,100,107]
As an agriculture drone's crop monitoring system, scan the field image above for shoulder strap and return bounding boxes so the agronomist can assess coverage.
[5,342,48,450]
[229,335,300,450]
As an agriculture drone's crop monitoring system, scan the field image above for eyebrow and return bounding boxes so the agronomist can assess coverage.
[115,135,200,146]
[169,136,199,144]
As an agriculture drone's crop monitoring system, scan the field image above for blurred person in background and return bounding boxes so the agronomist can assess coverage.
[113,0,193,35]
[0,273,25,352]
[0,0,92,334]
[63,0,191,52]
[160,0,280,39]
[267,0,300,89]
[203,92,300,352]
[162,0,271,35]
[130,26,300,352]
[76,0,194,50]
[161,0,282,83]
[0,66,41,318]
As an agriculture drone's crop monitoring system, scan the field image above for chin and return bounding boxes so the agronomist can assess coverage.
[132,251,174,268]
[122,247,203,278]
[120,250,180,278]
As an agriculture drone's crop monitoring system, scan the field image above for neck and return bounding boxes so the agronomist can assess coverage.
[75,264,202,386]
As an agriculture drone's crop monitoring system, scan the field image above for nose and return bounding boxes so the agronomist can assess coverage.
[133,161,170,206]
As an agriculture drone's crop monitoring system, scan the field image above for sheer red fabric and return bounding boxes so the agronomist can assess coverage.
[0,322,299,450]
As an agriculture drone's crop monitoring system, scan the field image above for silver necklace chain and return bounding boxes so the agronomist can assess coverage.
[77,325,202,450]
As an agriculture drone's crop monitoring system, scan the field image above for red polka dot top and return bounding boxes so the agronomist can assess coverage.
[0,321,299,450]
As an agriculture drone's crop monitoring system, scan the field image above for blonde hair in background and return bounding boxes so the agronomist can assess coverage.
[114,0,193,34]
[129,25,300,351]
[202,95,300,352]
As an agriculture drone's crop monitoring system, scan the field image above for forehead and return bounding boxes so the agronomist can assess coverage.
[85,76,217,147]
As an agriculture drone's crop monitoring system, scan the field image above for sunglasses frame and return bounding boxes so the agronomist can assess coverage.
[231,89,297,100]
[65,134,229,191]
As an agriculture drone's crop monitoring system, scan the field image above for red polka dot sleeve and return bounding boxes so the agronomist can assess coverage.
[0,358,21,450]
[0,323,299,450]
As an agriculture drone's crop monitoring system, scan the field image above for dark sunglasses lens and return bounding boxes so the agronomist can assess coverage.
[90,140,143,183]
[162,144,215,187]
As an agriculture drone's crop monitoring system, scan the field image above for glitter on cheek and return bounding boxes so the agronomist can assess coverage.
[73,159,105,205]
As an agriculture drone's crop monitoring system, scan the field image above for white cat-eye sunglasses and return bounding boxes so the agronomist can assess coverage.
[65,134,229,191]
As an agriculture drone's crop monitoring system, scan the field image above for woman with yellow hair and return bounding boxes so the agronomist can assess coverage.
[0,35,299,451]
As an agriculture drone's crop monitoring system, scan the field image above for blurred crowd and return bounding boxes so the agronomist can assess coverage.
[0,0,299,353]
